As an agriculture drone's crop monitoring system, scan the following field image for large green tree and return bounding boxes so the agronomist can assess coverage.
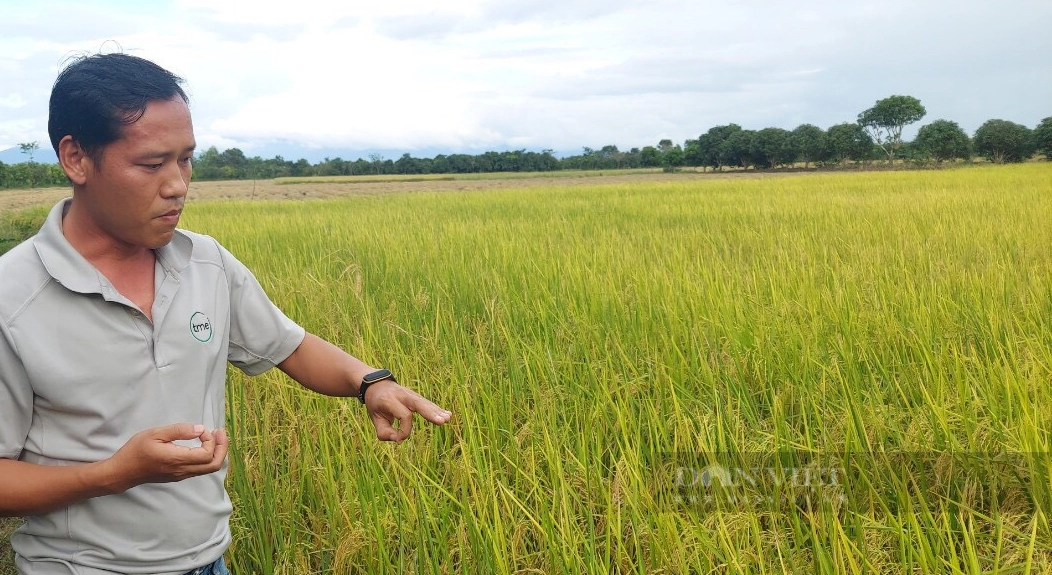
[696,124,742,171]
[750,127,796,168]
[791,124,826,168]
[661,145,685,171]
[857,95,926,162]
[683,139,703,168]
[1033,117,1052,160]
[973,119,1034,163]
[826,123,873,166]
[913,119,971,164]
[639,146,661,167]
[720,129,757,169]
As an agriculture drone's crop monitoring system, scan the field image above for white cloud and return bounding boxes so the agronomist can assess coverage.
[0,95,27,109]
[0,0,1048,160]
[174,0,481,27]
[0,119,39,147]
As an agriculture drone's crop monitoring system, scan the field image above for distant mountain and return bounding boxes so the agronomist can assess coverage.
[0,146,58,165]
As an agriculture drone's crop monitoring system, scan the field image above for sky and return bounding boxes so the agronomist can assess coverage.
[1,0,1050,163]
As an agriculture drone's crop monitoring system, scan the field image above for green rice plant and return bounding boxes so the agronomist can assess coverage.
[0,205,48,256]
[169,163,1052,573]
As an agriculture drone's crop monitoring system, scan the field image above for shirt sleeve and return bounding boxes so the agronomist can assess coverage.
[217,242,306,376]
[0,322,32,459]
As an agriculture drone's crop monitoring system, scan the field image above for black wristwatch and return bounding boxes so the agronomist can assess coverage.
[358,369,396,404]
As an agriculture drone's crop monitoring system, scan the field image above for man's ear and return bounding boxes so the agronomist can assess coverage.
[57,136,91,186]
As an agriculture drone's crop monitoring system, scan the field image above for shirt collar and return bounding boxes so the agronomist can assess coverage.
[34,198,193,295]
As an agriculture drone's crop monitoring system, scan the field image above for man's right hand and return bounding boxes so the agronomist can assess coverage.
[102,423,228,494]
[0,424,228,517]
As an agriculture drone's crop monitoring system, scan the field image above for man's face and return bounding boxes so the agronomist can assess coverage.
[79,97,196,250]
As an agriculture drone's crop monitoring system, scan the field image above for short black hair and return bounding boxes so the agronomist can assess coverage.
[48,53,189,166]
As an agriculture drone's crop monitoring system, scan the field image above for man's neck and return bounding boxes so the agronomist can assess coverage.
[61,199,158,317]
[61,198,153,266]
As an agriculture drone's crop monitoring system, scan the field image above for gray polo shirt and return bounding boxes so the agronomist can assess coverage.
[0,199,306,575]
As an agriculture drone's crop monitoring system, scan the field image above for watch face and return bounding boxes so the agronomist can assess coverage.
[366,369,392,383]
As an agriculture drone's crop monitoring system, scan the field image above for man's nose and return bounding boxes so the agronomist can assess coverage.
[161,162,190,199]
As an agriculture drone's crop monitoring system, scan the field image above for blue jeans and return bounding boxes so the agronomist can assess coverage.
[182,556,230,575]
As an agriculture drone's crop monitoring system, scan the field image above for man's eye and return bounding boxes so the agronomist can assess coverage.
[143,163,163,170]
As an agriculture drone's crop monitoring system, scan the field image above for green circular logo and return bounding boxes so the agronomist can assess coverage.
[190,312,213,343]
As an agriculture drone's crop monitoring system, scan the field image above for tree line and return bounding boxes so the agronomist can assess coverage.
[3,95,1051,189]
[0,161,68,189]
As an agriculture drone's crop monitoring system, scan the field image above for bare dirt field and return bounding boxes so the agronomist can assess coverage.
[0,170,798,213]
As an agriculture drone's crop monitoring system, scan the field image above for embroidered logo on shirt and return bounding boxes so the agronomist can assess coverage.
[190,312,214,343]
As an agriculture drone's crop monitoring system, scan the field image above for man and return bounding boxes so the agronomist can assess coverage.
[0,53,451,575]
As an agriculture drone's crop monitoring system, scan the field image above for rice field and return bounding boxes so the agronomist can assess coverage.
[174,164,1052,573]
[2,164,1051,573]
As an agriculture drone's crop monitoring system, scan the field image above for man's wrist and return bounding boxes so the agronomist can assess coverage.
[87,458,130,496]
[358,369,397,404]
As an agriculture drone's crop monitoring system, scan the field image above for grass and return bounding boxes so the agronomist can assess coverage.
[0,519,14,575]
[2,164,1050,573]
[0,205,47,254]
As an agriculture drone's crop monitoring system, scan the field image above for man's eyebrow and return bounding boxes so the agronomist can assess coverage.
[137,145,197,159]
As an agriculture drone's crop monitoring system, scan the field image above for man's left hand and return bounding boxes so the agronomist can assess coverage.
[364,380,452,442]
